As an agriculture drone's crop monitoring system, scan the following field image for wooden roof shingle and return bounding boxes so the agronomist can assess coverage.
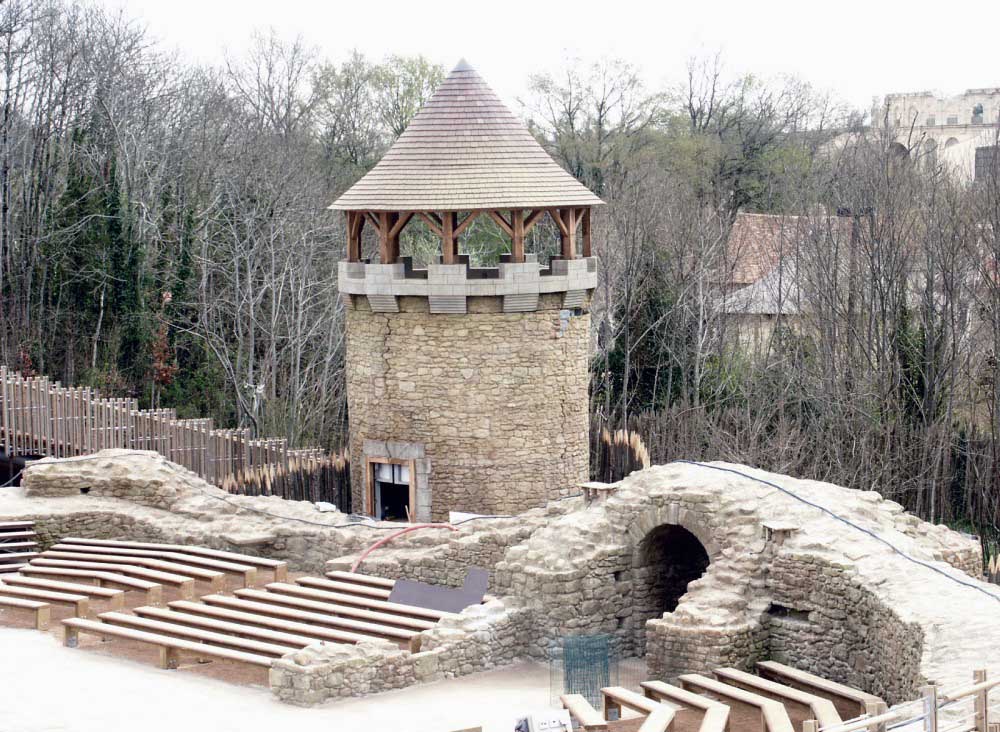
[330,60,604,212]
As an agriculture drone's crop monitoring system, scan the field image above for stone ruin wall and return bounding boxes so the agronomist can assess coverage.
[344,293,591,521]
[4,451,996,707]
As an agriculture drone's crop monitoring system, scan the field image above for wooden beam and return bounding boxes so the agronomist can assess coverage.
[523,209,546,236]
[346,212,362,262]
[582,207,592,257]
[377,212,400,264]
[511,209,525,263]
[388,212,413,239]
[548,208,570,237]
[454,211,482,237]
[486,210,513,237]
[364,211,380,230]
[441,212,457,264]
[560,207,577,259]
[418,212,443,237]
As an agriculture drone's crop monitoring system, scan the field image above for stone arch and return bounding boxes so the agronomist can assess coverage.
[625,505,719,654]
[945,137,960,149]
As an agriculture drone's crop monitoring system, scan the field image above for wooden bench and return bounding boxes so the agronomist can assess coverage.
[190,595,417,649]
[2,575,125,609]
[642,681,731,732]
[0,541,38,552]
[167,598,396,647]
[96,611,299,657]
[41,550,223,591]
[133,606,320,650]
[265,581,452,622]
[61,537,288,581]
[679,674,794,732]
[0,596,50,629]
[32,557,195,597]
[325,571,396,589]
[713,668,841,728]
[222,590,418,643]
[756,662,884,719]
[560,693,609,731]
[295,576,392,600]
[20,566,163,604]
[62,617,274,669]
[0,584,89,616]
[0,530,37,541]
[51,544,254,586]
[0,521,34,531]
[238,586,437,630]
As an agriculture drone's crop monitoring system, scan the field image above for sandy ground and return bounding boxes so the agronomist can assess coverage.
[0,627,558,732]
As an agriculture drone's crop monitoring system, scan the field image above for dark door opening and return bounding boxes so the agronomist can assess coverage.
[371,462,412,522]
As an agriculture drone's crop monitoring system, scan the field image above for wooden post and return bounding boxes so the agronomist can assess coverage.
[346,211,365,262]
[441,211,457,264]
[377,211,396,264]
[511,209,525,263]
[922,685,938,732]
[559,207,577,259]
[975,669,989,732]
[867,701,888,732]
[582,207,592,257]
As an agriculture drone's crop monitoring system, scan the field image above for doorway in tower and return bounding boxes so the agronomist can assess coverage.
[366,458,416,522]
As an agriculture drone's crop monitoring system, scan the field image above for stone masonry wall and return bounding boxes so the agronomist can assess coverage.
[270,598,535,705]
[345,293,590,520]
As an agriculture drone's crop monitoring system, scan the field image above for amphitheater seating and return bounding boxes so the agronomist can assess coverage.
[679,674,795,732]
[41,549,227,590]
[50,543,252,587]
[0,583,89,615]
[31,557,196,597]
[276,580,453,621]
[0,521,39,573]
[712,667,841,728]
[641,680,731,732]
[62,617,274,669]
[20,566,163,604]
[0,595,50,629]
[1,575,125,609]
[756,661,885,719]
[60,537,288,581]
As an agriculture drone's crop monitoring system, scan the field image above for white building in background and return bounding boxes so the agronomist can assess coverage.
[873,89,1000,180]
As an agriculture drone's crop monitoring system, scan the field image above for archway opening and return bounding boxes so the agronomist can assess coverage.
[631,524,711,653]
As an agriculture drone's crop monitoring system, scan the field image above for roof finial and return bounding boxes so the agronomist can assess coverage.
[453,58,473,72]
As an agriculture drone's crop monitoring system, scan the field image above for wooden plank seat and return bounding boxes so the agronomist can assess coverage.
[40,550,224,590]
[0,563,27,574]
[295,576,392,600]
[50,543,255,586]
[220,590,418,642]
[0,521,34,531]
[0,596,51,629]
[325,570,396,589]
[637,707,679,732]
[2,575,125,609]
[0,531,37,541]
[641,681,731,732]
[31,557,195,597]
[265,581,452,622]
[712,668,841,728]
[167,598,404,647]
[61,537,288,581]
[560,694,609,731]
[0,541,38,551]
[0,552,38,564]
[603,686,677,717]
[96,611,299,657]
[20,566,163,604]
[0,584,89,616]
[679,674,794,732]
[133,606,321,650]
[755,661,883,719]
[62,617,274,670]
[240,585,437,630]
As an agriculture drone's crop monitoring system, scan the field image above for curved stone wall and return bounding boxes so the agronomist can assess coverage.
[344,293,591,520]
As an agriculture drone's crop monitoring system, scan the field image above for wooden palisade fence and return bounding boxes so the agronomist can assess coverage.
[0,366,350,509]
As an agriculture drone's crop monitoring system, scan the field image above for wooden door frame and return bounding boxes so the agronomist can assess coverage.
[365,456,417,522]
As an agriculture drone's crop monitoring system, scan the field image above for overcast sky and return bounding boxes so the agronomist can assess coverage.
[98,0,1000,113]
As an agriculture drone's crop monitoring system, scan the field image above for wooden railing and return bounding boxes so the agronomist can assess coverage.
[0,366,350,507]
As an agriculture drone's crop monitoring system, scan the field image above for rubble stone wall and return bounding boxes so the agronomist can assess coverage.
[344,294,591,521]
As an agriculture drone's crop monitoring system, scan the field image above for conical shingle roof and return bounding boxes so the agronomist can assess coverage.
[330,60,604,212]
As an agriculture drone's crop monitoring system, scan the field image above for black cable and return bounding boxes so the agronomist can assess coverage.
[675,460,1000,605]
[0,469,23,489]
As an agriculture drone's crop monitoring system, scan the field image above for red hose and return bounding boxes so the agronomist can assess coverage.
[350,523,458,573]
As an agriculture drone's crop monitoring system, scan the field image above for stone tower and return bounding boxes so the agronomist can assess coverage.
[331,60,603,522]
